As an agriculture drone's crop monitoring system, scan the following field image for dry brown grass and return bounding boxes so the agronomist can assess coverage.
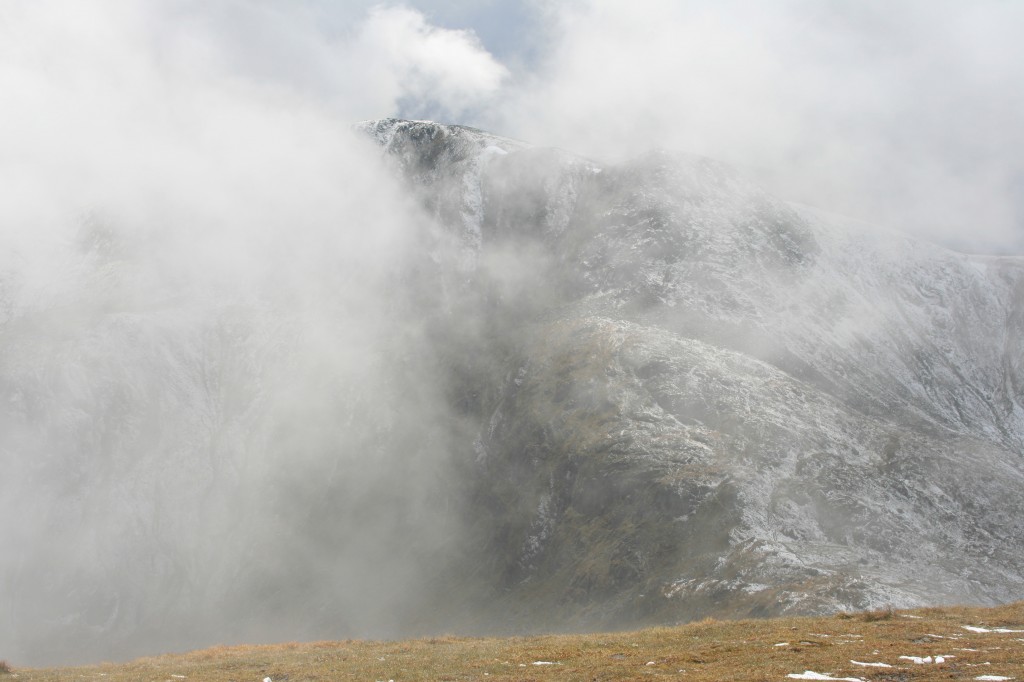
[855,606,896,622]
[0,660,12,675]
[11,601,1024,681]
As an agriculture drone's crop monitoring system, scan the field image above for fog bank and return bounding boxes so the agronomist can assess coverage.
[0,1,488,664]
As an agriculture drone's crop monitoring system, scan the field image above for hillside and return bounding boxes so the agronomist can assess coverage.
[356,119,1024,629]
[3,118,1022,664]
[7,602,1024,681]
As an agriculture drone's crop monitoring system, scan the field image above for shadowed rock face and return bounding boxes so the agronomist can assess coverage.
[359,118,1024,628]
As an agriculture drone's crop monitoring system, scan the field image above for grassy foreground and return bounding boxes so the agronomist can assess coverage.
[6,602,1023,681]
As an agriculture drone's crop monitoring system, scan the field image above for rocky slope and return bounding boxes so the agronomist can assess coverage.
[2,118,1022,664]
[358,118,1024,629]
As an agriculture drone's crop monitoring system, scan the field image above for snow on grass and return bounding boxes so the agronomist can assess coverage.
[974,676,1014,681]
[787,672,864,681]
[850,660,893,667]
[899,655,950,664]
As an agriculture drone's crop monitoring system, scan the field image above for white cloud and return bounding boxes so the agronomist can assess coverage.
[0,0,474,664]
[346,5,509,119]
[495,0,1024,253]
[145,1,511,122]
[10,0,1018,251]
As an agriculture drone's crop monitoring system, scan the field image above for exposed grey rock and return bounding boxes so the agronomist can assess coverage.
[359,118,1024,629]
[3,118,1022,664]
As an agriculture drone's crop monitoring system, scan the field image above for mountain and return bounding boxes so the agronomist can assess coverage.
[2,118,1022,665]
[356,118,1024,629]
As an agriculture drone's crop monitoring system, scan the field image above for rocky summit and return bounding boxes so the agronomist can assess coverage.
[357,118,1024,629]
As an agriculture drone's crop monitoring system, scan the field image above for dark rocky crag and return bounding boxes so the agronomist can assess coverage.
[357,118,1024,631]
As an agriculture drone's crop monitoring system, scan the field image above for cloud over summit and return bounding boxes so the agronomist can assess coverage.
[492,0,1024,254]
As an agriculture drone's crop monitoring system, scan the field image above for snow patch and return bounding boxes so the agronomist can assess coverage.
[899,655,948,664]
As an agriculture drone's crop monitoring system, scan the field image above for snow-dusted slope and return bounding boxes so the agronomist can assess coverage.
[3,118,1021,663]
[358,119,1024,627]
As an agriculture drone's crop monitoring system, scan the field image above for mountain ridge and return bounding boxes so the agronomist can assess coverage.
[2,117,1021,665]
[354,117,1024,629]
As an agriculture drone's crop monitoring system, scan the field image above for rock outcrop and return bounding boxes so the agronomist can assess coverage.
[358,118,1024,629]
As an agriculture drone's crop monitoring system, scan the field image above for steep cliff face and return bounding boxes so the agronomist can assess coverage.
[358,119,1024,628]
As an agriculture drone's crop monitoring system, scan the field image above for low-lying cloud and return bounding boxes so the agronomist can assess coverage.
[0,0,484,665]
[2,0,1022,667]
[492,0,1024,254]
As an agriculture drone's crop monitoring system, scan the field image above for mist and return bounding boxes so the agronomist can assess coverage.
[488,0,1024,254]
[2,0,1022,668]
[0,1,510,665]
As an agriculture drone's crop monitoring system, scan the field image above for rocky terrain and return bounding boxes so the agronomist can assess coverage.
[357,118,1024,630]
[2,117,1022,665]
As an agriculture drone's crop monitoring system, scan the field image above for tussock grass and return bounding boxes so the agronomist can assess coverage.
[855,606,896,622]
[0,660,11,675]
[12,601,1024,681]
